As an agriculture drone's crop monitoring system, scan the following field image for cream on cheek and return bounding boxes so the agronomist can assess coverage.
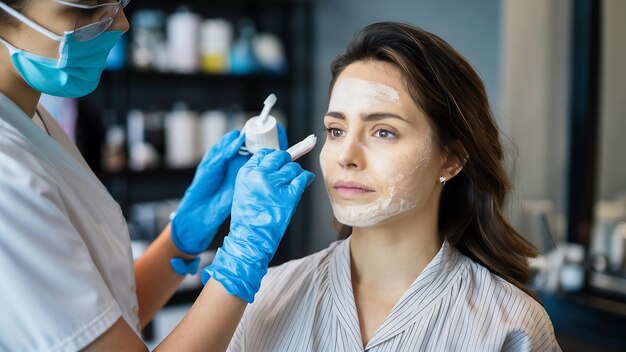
[372,135,435,219]
[328,138,435,227]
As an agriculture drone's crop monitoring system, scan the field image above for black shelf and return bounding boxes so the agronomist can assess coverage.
[102,69,292,85]
[128,0,308,9]
[97,166,196,180]
[98,168,195,207]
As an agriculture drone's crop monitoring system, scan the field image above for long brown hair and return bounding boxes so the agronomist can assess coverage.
[330,22,539,300]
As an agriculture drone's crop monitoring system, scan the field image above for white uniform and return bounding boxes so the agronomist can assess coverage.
[0,92,140,351]
[229,237,561,351]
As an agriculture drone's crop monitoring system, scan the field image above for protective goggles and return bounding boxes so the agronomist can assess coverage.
[52,0,130,42]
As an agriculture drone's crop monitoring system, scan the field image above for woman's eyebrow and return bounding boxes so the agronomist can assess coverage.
[325,111,345,119]
[360,112,409,122]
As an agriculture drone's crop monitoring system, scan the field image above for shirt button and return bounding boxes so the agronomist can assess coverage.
[133,305,139,315]
[137,322,142,331]
[130,284,136,293]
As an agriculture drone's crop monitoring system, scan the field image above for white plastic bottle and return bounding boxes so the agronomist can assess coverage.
[166,7,201,73]
[165,102,198,168]
[200,110,228,152]
[243,94,280,153]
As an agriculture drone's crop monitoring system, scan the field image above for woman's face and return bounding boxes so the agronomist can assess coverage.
[320,60,444,227]
[2,1,129,59]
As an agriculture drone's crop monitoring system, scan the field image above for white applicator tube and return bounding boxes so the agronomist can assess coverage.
[287,134,317,161]
[243,93,280,153]
[258,93,277,124]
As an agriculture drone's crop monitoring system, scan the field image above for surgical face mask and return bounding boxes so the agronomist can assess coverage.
[0,2,124,98]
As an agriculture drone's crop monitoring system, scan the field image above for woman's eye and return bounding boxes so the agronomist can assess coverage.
[325,127,344,138]
[374,129,396,139]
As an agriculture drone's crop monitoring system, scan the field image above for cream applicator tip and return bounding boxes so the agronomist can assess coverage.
[287,134,317,161]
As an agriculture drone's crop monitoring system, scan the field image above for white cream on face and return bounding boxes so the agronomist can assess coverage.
[323,135,434,227]
[328,78,400,114]
[321,76,438,227]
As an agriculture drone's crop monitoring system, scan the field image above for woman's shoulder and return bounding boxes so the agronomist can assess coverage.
[441,252,560,350]
[461,254,552,327]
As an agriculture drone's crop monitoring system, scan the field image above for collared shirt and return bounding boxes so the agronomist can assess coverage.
[0,93,139,351]
[228,237,561,351]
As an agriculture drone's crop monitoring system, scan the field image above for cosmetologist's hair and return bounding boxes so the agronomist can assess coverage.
[0,0,27,27]
[330,21,539,301]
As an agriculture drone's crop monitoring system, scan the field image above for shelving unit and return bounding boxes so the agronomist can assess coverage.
[540,291,626,350]
[83,0,314,273]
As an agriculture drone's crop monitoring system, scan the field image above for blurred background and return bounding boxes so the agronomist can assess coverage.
[39,0,626,350]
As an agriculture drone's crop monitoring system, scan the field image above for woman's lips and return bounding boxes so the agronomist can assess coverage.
[333,181,375,197]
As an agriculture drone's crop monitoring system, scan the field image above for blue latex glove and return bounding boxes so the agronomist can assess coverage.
[171,130,246,255]
[202,149,315,303]
[171,127,289,256]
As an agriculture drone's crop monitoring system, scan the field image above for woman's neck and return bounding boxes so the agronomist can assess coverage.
[349,204,443,290]
[0,51,41,117]
[348,199,443,347]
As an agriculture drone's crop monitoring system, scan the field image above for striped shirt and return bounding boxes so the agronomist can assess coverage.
[228,237,561,351]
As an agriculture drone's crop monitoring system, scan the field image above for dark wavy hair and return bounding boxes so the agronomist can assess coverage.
[330,22,539,300]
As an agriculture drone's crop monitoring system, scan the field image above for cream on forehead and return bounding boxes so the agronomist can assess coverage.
[329,78,400,111]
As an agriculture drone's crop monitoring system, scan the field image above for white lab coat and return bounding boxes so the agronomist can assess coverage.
[0,92,140,351]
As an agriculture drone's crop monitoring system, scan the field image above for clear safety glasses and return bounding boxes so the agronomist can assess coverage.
[52,0,130,42]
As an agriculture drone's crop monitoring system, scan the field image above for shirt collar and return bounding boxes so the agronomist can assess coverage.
[328,237,363,350]
[329,236,468,350]
[0,91,94,178]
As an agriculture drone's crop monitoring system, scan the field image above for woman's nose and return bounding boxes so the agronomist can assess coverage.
[337,135,364,170]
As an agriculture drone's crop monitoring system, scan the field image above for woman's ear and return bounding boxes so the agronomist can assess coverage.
[439,141,467,181]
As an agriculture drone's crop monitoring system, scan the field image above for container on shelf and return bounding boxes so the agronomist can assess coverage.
[165,102,199,168]
[200,110,228,153]
[130,10,167,72]
[166,7,201,73]
[200,19,233,74]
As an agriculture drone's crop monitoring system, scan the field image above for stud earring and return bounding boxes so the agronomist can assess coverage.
[438,176,447,186]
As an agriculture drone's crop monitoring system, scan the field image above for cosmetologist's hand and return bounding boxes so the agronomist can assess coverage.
[202,148,314,302]
[170,130,247,255]
[171,126,288,256]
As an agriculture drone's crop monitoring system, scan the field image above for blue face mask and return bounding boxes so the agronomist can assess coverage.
[0,3,124,98]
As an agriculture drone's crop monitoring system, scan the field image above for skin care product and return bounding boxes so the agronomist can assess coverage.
[166,102,198,168]
[243,93,280,153]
